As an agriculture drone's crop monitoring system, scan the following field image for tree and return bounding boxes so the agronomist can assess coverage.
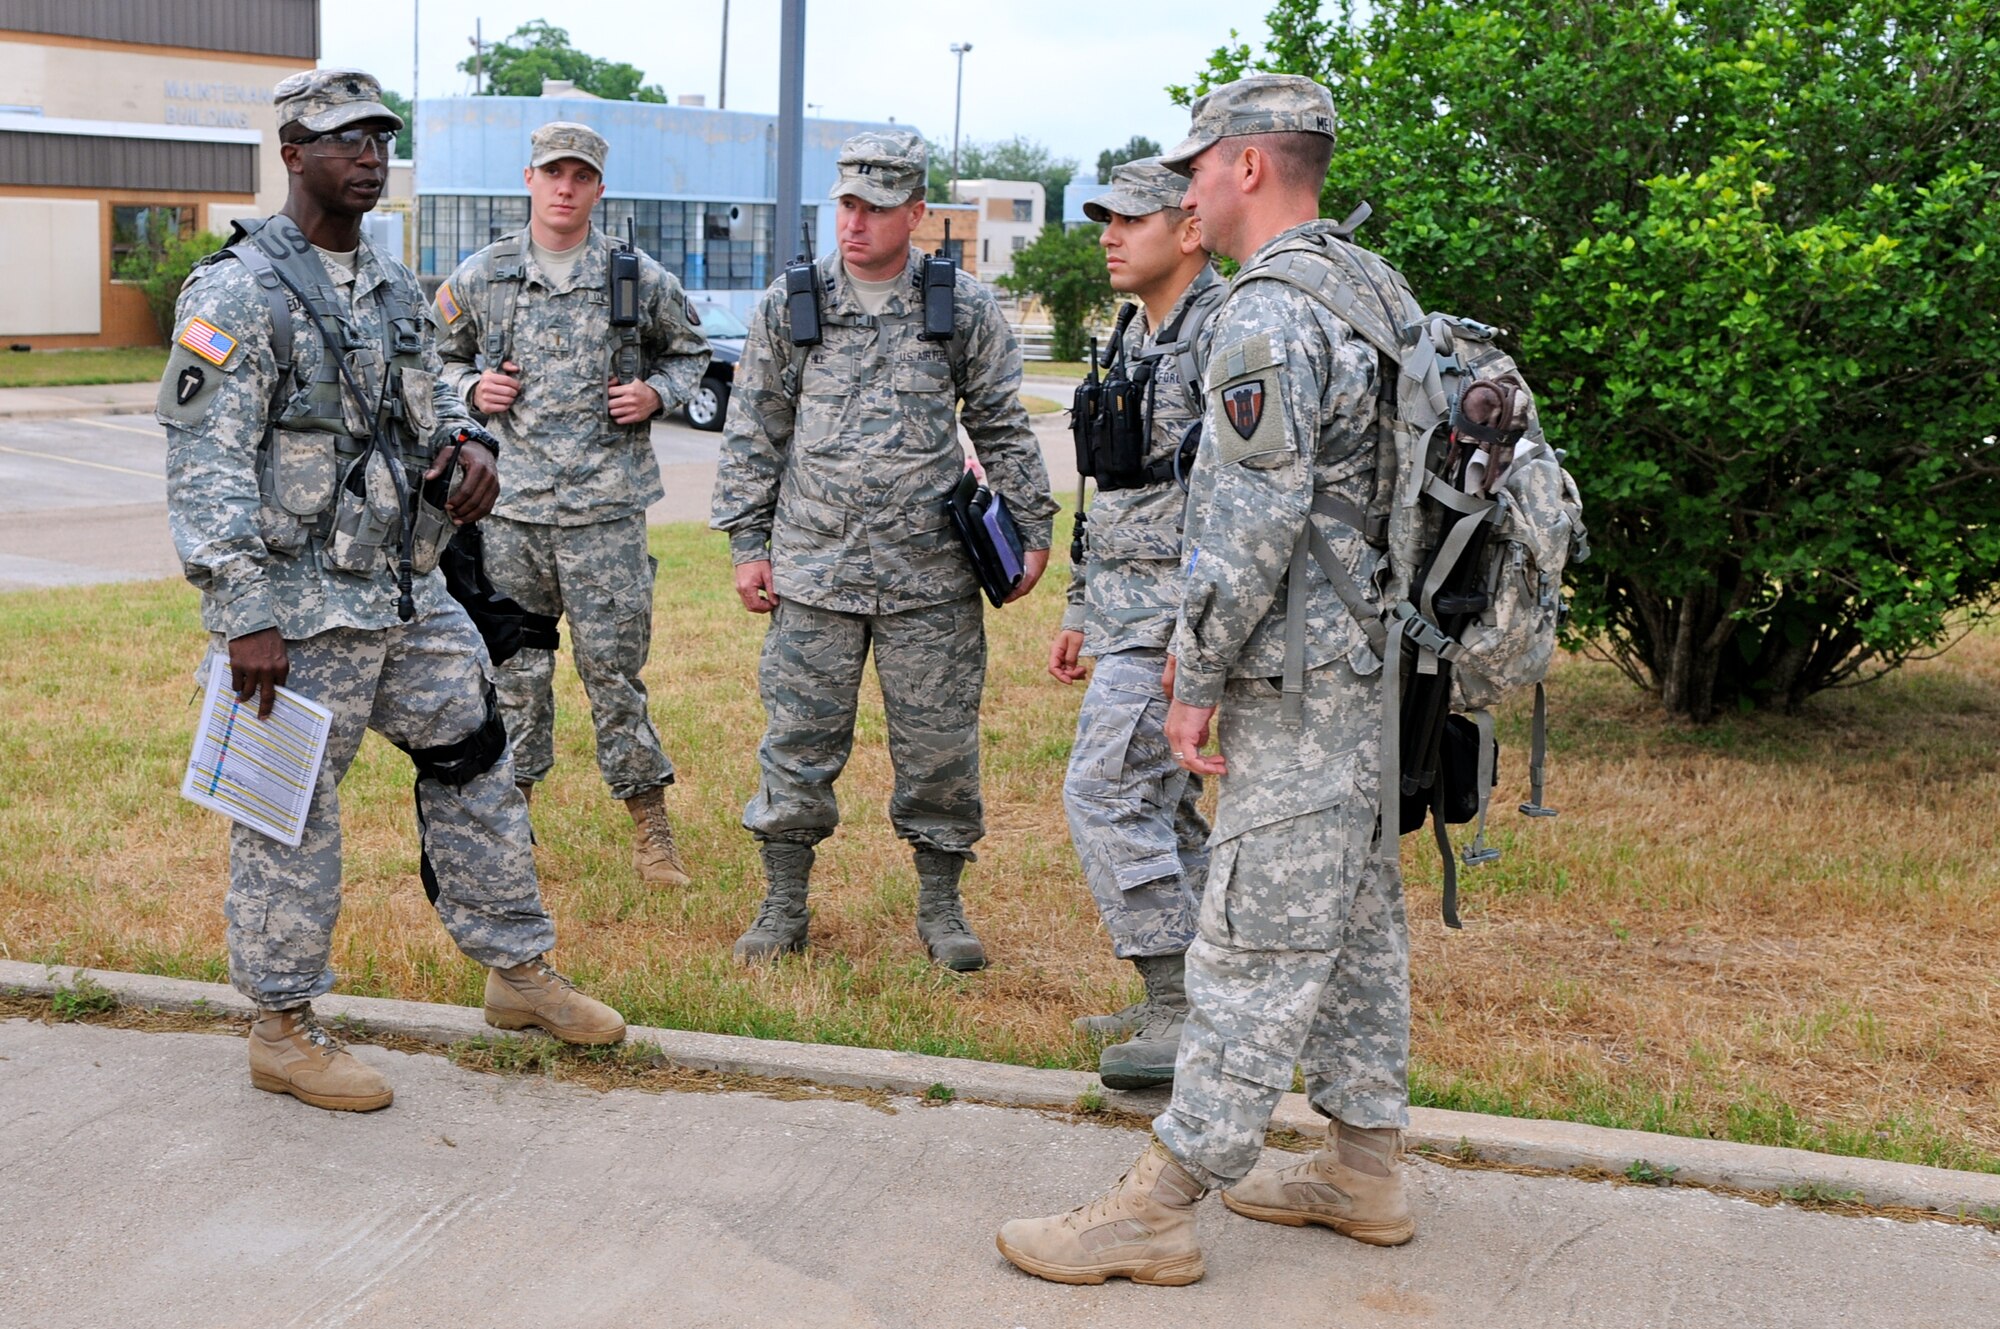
[1000,223,1112,363]
[1096,135,1162,183]
[379,90,414,165]
[462,20,667,102]
[115,231,228,340]
[926,136,1078,211]
[1187,0,2000,720]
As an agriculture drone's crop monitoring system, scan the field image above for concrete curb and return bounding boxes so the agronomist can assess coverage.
[7,959,1996,1220]
[0,402,154,422]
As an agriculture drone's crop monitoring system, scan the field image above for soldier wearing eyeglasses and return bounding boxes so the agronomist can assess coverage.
[157,68,625,1116]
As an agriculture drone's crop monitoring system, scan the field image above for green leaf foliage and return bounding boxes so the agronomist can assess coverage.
[114,231,230,341]
[926,136,1078,211]
[1190,0,2000,718]
[463,20,667,103]
[1097,135,1164,183]
[998,224,1113,363]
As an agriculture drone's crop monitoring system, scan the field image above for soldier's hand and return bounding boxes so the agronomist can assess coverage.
[1048,628,1088,684]
[228,627,290,720]
[608,375,663,425]
[735,559,778,614]
[432,440,499,525]
[1003,547,1051,605]
[1165,697,1225,776]
[472,362,521,415]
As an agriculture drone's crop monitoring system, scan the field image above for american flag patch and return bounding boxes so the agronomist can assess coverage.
[177,317,237,366]
[435,282,462,324]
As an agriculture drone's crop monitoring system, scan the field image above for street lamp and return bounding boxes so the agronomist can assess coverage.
[949,42,972,202]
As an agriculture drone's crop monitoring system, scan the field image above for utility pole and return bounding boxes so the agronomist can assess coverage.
[949,42,972,203]
[411,0,420,108]
[469,19,484,95]
[718,0,730,110]
[775,0,806,259]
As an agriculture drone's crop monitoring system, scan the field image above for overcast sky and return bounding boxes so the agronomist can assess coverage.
[319,0,1273,179]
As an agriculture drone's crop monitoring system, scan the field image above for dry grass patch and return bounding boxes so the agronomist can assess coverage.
[2,520,1996,1172]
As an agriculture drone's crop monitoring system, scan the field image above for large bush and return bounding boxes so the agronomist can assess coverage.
[1186,0,2000,718]
[116,230,228,342]
[999,223,1113,363]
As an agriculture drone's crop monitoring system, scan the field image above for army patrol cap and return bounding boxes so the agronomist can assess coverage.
[530,121,608,175]
[829,129,927,206]
[1161,74,1335,175]
[1082,157,1190,223]
[273,68,403,133]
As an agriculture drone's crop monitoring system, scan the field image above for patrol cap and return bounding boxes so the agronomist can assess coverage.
[1082,157,1189,223]
[829,129,927,206]
[273,68,403,134]
[530,121,608,175]
[1161,74,1335,175]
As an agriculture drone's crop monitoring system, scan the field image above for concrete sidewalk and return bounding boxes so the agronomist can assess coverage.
[0,380,157,421]
[3,1015,1994,1329]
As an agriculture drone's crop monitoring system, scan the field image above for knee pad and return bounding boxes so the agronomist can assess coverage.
[399,684,508,788]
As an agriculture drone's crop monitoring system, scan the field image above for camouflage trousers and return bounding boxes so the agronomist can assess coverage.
[1152,661,1410,1189]
[205,595,556,1011]
[744,595,985,853]
[482,513,674,800]
[1063,648,1209,958]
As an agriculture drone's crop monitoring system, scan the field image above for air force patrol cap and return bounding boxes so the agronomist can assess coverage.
[830,129,927,206]
[1161,74,1336,175]
[273,68,403,133]
[530,121,609,174]
[1082,157,1190,222]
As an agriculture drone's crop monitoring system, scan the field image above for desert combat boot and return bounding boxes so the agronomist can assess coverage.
[914,847,987,971]
[1221,1120,1415,1245]
[734,841,813,964]
[625,786,692,887]
[483,956,627,1045]
[997,1138,1208,1285]
[248,1006,394,1112]
[1094,953,1188,1089]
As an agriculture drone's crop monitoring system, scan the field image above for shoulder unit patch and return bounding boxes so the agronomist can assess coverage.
[176,317,238,367]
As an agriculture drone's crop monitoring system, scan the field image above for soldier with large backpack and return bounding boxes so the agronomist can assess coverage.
[999,68,1592,1286]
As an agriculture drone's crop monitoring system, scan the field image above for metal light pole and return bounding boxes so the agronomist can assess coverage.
[949,42,972,202]
[775,0,806,260]
[718,0,730,110]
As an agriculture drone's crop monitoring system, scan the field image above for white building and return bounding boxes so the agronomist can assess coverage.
[952,179,1043,281]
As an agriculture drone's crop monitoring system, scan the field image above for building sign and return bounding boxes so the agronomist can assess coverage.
[163,79,269,129]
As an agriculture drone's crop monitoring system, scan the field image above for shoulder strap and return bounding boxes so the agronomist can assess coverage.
[223,234,294,407]
[484,233,526,367]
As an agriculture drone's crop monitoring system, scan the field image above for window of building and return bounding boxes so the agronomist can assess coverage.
[1011,234,1027,253]
[1011,198,1034,223]
[110,205,192,279]
[982,239,989,263]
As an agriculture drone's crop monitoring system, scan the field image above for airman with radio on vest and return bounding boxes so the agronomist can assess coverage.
[1052,157,1226,1090]
[159,69,625,1115]
[710,128,1058,971]
[433,121,710,888]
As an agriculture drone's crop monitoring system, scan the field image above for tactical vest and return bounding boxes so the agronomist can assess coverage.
[215,214,451,601]
[478,230,646,416]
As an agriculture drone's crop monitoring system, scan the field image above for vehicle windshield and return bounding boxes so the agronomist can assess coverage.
[695,303,750,338]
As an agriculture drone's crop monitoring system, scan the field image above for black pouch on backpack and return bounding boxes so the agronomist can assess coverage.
[1399,713,1499,835]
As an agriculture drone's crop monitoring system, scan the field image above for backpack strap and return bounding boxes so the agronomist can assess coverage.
[222,236,295,422]
[484,232,526,369]
[1519,682,1558,819]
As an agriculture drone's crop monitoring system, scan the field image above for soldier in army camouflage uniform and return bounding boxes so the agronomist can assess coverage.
[711,129,1058,971]
[161,70,624,1115]
[1052,158,1225,1090]
[434,122,710,888]
[1000,75,1417,1286]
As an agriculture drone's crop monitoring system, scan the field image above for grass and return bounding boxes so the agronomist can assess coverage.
[2,520,1998,1175]
[1024,360,1091,381]
[1018,393,1064,415]
[0,347,168,388]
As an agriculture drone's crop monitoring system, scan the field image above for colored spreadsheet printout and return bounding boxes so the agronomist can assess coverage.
[180,656,332,848]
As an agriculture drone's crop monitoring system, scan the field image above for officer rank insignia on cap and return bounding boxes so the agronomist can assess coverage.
[435,282,463,324]
[177,317,237,367]
[175,365,205,406]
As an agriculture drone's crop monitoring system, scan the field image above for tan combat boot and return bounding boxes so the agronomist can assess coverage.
[517,780,534,807]
[625,787,692,887]
[248,1006,393,1112]
[1221,1120,1414,1245]
[484,956,627,1045]
[996,1139,1208,1286]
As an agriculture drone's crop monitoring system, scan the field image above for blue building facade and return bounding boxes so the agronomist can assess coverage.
[413,95,910,311]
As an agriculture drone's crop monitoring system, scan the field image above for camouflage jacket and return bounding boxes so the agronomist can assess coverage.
[159,230,472,642]
[1064,263,1221,656]
[433,225,710,525]
[1168,220,1384,709]
[710,246,1057,616]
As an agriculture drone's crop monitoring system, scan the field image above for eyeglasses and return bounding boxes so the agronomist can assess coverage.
[300,128,397,159]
